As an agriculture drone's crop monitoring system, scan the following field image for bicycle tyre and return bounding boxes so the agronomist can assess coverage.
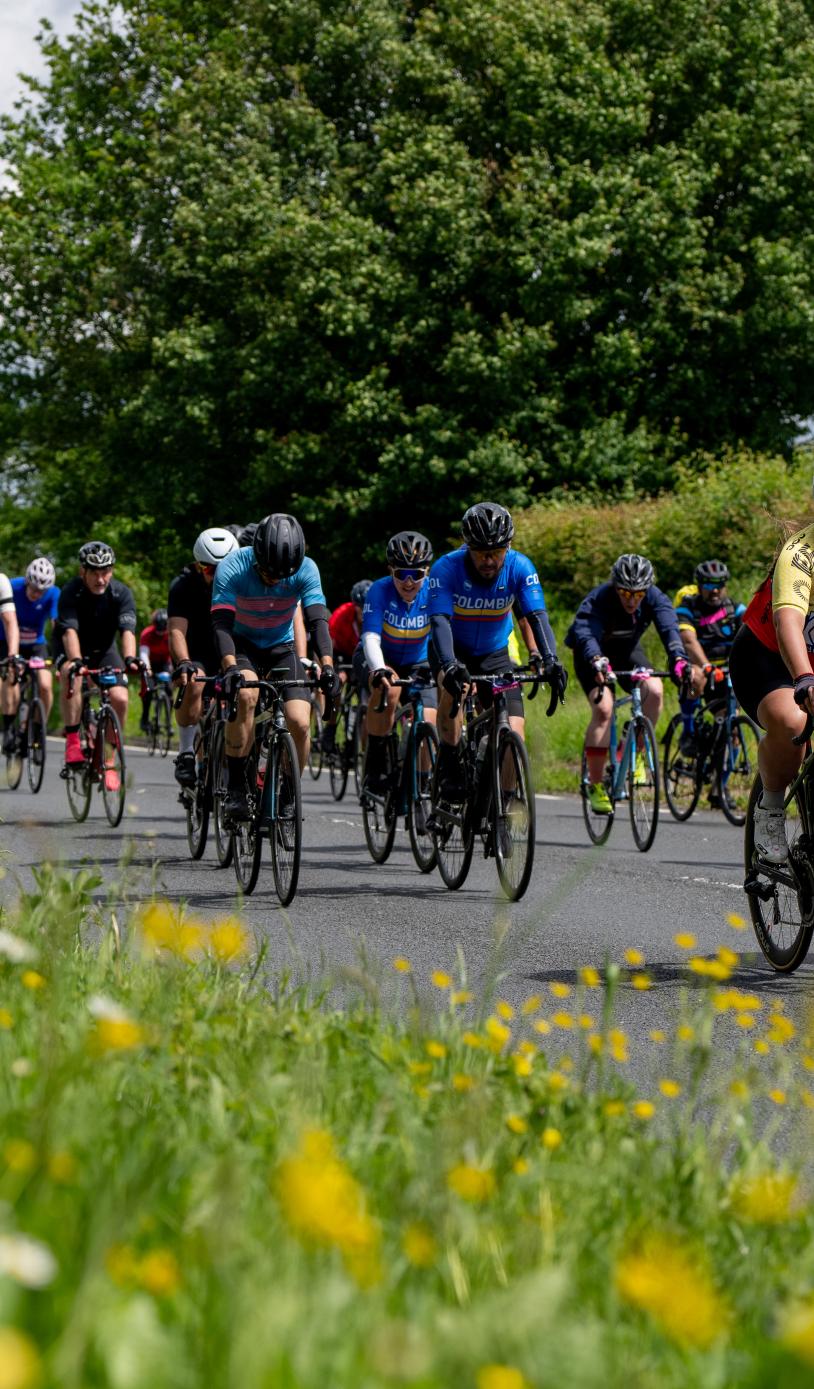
[628,715,659,852]
[307,701,323,780]
[329,701,349,801]
[662,712,702,822]
[431,752,475,891]
[233,747,262,895]
[64,720,92,822]
[211,723,234,867]
[493,729,535,901]
[270,730,302,906]
[718,715,760,828]
[186,729,210,860]
[100,707,126,827]
[362,783,397,864]
[408,722,438,873]
[26,699,47,794]
[352,702,365,800]
[745,773,812,972]
[580,746,614,846]
[158,691,172,758]
[5,706,23,790]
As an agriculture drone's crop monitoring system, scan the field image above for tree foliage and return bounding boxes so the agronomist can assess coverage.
[1,0,814,586]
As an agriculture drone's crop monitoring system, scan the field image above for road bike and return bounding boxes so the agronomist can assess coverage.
[180,674,233,863]
[0,656,49,794]
[224,674,302,904]
[60,666,127,826]
[325,668,364,802]
[663,665,760,826]
[303,660,324,781]
[145,670,173,758]
[430,667,542,901]
[580,669,667,853]
[360,673,439,872]
[744,709,814,973]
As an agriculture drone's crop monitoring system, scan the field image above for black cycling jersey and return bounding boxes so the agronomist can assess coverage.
[168,567,216,670]
[674,587,746,661]
[54,577,137,659]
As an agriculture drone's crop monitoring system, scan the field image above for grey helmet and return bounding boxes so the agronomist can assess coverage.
[611,554,654,590]
[79,540,116,569]
[193,528,239,566]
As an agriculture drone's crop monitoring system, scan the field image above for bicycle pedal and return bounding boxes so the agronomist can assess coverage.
[744,870,777,901]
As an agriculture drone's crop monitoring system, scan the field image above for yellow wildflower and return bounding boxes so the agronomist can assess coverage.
[0,1010,12,1030]
[208,916,249,964]
[768,1088,786,1105]
[137,902,203,961]
[431,971,452,989]
[541,1127,562,1151]
[496,1000,515,1021]
[604,1100,625,1117]
[447,1163,495,1203]
[552,1011,573,1030]
[21,972,45,991]
[484,1016,511,1050]
[452,1074,475,1093]
[731,1173,798,1224]
[137,1249,181,1297]
[729,1079,749,1100]
[275,1129,380,1284]
[513,1158,529,1176]
[512,1053,533,1078]
[477,1367,528,1389]
[579,966,601,988]
[631,973,651,991]
[408,1061,432,1076]
[547,1070,568,1094]
[505,1114,527,1135]
[649,1029,666,1043]
[588,1034,603,1055]
[0,1327,42,1389]
[402,1223,436,1268]
[632,1100,655,1120]
[517,1040,537,1057]
[768,1014,796,1044]
[780,1299,814,1366]
[451,990,473,1006]
[658,1080,681,1099]
[3,1140,35,1174]
[462,1031,483,1048]
[521,995,541,1015]
[425,1040,446,1060]
[674,933,696,950]
[616,1236,728,1348]
[726,912,747,930]
[92,1017,146,1053]
[735,1013,755,1029]
[578,1014,595,1030]
[717,946,739,968]
[624,949,644,966]
[677,1025,695,1042]
[393,957,412,973]
[106,1243,139,1286]
[549,981,571,999]
[533,1019,551,1036]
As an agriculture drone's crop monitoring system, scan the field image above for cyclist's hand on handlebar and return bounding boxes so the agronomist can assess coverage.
[793,674,814,709]
[670,657,690,691]
[9,654,25,681]
[318,664,340,700]
[124,656,143,677]
[172,659,198,686]
[542,657,568,716]
[66,657,85,679]
[370,666,394,690]
[442,660,470,701]
[222,666,244,700]
[591,654,611,685]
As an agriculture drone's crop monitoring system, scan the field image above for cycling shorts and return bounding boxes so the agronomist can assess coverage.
[0,641,49,663]
[351,647,438,710]
[573,641,648,698]
[233,639,309,702]
[429,643,524,718]
[729,625,791,729]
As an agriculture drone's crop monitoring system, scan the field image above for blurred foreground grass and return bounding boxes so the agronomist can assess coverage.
[2,869,814,1388]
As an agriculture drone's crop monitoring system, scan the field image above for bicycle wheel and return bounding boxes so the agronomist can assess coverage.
[233,748,262,894]
[100,707,126,827]
[211,724,234,867]
[662,712,702,822]
[718,715,760,827]
[329,703,349,801]
[628,715,659,852]
[186,730,210,860]
[431,756,475,890]
[352,702,365,800]
[745,773,812,971]
[493,729,535,901]
[580,747,614,846]
[307,701,323,780]
[64,723,92,822]
[26,699,47,794]
[5,708,23,790]
[408,722,438,873]
[146,703,157,755]
[270,730,302,906]
[158,692,172,757]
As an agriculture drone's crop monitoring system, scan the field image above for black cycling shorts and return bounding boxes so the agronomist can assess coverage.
[573,641,649,699]
[233,640,309,702]
[729,624,792,728]
[429,642,524,718]
[352,646,438,710]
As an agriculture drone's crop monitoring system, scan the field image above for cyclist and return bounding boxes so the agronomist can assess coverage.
[238,521,308,657]
[566,553,688,815]
[54,541,139,787]
[730,523,814,864]
[428,502,566,802]
[211,513,339,821]
[2,559,59,749]
[322,579,372,753]
[0,572,21,753]
[357,533,436,795]
[674,559,745,755]
[169,527,239,788]
[138,608,171,733]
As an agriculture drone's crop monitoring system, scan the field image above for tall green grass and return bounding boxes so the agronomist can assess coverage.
[2,869,814,1388]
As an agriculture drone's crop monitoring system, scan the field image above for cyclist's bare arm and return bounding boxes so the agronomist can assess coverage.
[1,606,19,657]
[168,615,190,666]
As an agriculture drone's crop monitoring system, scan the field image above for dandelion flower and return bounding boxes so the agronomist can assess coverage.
[496,1000,514,1021]
[727,912,747,930]
[392,957,412,973]
[3,1140,35,1174]
[674,933,696,950]
[729,1079,749,1100]
[275,1129,380,1284]
[402,1223,436,1268]
[754,1039,771,1056]
[732,1173,797,1224]
[549,982,571,999]
[88,999,146,1053]
[769,1089,787,1105]
[552,1011,573,1030]
[476,1367,528,1389]
[451,990,473,1006]
[604,1100,625,1117]
[208,916,249,964]
[579,966,601,988]
[137,1249,181,1297]
[505,1114,527,1135]
[649,1029,667,1044]
[541,1127,562,1151]
[616,1236,728,1348]
[452,1074,475,1093]
[431,971,452,989]
[512,1054,533,1078]
[484,1016,511,1049]
[47,1151,77,1185]
[547,1070,568,1093]
[780,1299,814,1366]
[768,1014,796,1044]
[425,1041,446,1060]
[624,949,644,966]
[21,972,45,991]
[513,1158,529,1176]
[632,1100,655,1120]
[533,1019,551,1036]
[447,1163,495,1203]
[0,1327,41,1389]
[658,1080,681,1099]
[717,946,739,968]
[579,1014,595,1030]
[462,1031,483,1049]
[735,1012,756,1029]
[408,1061,432,1077]
[677,1025,695,1042]
[521,995,541,1015]
[631,973,651,991]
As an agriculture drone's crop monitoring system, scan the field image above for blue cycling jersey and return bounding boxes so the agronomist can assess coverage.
[428,548,546,658]
[212,549,325,649]
[362,576,431,667]
[9,577,59,646]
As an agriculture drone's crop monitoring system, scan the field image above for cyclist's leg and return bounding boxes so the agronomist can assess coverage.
[174,659,206,785]
[56,638,86,765]
[223,646,260,818]
[574,654,612,784]
[106,648,129,750]
[272,646,310,771]
[0,646,19,751]
[29,644,53,721]
[429,642,468,800]
[731,625,801,863]
[474,647,525,744]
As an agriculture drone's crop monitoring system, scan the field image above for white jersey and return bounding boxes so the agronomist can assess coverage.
[0,573,13,610]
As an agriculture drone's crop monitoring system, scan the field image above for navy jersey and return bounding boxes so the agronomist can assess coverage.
[362,576,431,666]
[566,582,684,666]
[428,548,546,658]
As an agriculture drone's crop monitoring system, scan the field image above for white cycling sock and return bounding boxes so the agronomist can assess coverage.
[760,788,785,810]
[179,725,196,755]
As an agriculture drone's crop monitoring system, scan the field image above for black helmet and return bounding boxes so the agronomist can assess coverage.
[223,524,243,538]
[611,554,654,590]
[695,559,729,587]
[386,531,433,568]
[351,580,373,607]
[253,513,305,580]
[461,503,514,551]
[153,608,168,632]
[79,540,116,569]
[238,522,258,549]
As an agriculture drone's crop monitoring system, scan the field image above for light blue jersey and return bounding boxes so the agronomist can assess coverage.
[362,576,431,667]
[212,548,325,649]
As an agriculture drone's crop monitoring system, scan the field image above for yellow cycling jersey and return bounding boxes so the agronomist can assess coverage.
[673,583,698,632]
[744,523,814,655]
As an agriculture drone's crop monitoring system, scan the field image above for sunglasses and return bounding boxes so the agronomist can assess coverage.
[700,581,724,591]
[616,588,646,601]
[392,567,427,582]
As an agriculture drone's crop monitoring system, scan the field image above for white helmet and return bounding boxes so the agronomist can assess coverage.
[26,557,56,589]
[193,528,239,566]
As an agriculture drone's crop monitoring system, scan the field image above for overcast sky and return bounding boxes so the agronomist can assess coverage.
[0,0,83,115]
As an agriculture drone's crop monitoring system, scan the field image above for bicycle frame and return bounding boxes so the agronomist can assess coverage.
[601,670,669,802]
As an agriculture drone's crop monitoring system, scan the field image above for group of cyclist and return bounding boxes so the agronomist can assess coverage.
[5,498,814,877]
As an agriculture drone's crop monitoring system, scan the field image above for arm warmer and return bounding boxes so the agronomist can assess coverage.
[524,609,556,659]
[650,589,687,665]
[362,630,386,671]
[430,613,455,667]
[304,604,332,660]
[212,607,236,662]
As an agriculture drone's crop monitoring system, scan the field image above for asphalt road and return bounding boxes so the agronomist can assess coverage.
[2,740,811,1098]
